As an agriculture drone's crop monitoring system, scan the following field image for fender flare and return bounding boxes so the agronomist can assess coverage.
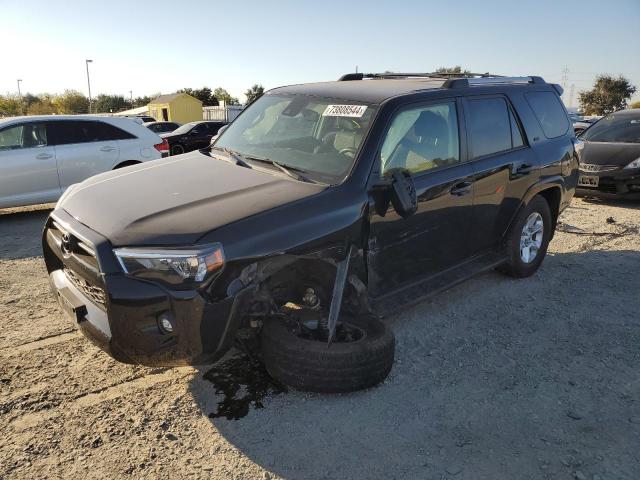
[503,176,565,240]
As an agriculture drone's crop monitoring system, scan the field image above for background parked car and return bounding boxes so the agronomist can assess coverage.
[161,121,226,155]
[143,121,181,134]
[577,108,640,198]
[0,115,169,208]
[569,113,593,135]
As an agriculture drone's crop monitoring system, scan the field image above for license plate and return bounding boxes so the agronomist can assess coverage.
[57,286,88,323]
[578,175,599,187]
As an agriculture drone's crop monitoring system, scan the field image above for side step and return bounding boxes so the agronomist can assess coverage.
[370,252,506,318]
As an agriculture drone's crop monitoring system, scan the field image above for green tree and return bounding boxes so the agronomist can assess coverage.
[435,66,472,75]
[54,90,89,114]
[0,94,22,116]
[178,87,218,106]
[94,94,129,113]
[578,75,637,115]
[27,94,57,115]
[133,95,156,107]
[213,87,239,106]
[244,84,264,105]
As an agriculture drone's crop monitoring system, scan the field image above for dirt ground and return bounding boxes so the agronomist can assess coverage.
[1,197,639,480]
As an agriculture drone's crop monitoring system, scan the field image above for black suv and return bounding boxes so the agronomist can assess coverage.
[43,73,579,393]
[161,121,227,156]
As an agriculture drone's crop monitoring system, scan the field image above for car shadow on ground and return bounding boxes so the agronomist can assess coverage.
[0,206,53,260]
[188,249,640,480]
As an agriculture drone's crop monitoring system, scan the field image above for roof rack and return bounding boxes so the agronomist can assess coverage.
[337,72,546,88]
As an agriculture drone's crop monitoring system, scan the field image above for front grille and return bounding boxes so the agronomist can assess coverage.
[64,268,107,309]
[49,221,99,271]
[579,164,620,173]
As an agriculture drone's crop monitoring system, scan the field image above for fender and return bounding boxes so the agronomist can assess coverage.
[502,175,565,240]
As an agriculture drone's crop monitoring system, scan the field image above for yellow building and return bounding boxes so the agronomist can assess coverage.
[148,93,203,123]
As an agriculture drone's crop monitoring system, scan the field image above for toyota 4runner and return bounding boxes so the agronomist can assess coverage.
[43,72,579,392]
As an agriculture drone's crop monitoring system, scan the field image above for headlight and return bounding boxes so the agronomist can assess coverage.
[624,158,640,169]
[114,243,224,287]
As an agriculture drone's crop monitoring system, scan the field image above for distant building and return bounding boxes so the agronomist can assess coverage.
[148,93,203,123]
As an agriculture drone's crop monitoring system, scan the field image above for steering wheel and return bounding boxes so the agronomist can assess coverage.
[339,147,358,158]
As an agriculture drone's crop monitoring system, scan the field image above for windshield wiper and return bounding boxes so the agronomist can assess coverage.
[240,155,322,184]
[210,146,252,169]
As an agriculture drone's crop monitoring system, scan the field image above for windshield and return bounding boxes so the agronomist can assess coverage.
[213,94,377,183]
[172,123,196,135]
[581,114,640,143]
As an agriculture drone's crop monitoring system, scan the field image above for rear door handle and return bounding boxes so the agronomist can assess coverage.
[100,146,117,152]
[450,181,472,196]
[36,152,53,159]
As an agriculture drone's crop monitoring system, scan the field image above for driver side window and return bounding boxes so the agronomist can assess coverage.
[380,101,460,177]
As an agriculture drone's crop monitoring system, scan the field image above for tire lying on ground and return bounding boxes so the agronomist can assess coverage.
[261,315,395,393]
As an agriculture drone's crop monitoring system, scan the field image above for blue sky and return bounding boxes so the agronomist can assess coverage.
[1,0,639,104]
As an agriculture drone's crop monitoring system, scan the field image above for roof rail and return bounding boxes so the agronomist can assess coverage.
[338,72,547,88]
[444,76,545,88]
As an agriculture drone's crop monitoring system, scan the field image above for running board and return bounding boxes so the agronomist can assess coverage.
[370,252,506,318]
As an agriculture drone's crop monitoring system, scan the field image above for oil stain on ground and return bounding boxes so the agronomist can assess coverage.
[203,353,287,420]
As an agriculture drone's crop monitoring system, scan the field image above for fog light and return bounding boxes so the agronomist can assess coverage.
[157,312,174,334]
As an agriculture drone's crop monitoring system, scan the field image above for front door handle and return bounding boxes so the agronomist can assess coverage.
[514,163,533,176]
[36,152,53,160]
[100,146,117,152]
[450,181,472,196]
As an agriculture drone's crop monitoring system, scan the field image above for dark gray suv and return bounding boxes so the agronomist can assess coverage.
[44,73,579,393]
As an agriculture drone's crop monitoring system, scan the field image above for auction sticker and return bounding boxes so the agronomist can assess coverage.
[322,104,368,117]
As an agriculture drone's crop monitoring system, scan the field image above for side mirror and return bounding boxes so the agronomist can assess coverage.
[217,124,229,136]
[390,170,417,218]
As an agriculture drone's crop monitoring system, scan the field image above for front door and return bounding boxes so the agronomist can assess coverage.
[0,121,60,208]
[367,100,474,296]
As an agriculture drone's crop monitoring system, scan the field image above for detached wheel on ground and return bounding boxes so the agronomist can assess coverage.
[261,315,395,393]
[170,144,185,156]
[499,194,553,278]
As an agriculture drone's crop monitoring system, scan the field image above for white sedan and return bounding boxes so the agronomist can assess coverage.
[0,115,169,208]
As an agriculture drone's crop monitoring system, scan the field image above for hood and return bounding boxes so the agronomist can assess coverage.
[580,141,640,167]
[60,152,325,246]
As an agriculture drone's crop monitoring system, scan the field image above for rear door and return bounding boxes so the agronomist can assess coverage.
[462,95,539,252]
[367,99,475,295]
[0,121,60,208]
[49,120,120,190]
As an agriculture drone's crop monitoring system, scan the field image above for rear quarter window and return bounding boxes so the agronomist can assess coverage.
[525,91,570,139]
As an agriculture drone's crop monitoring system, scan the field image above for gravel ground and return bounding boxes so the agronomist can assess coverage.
[1,198,639,480]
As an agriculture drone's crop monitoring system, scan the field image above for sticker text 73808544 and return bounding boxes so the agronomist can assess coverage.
[322,105,368,118]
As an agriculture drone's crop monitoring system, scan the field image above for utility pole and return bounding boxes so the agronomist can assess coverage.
[355,65,358,74]
[85,59,93,113]
[129,90,133,109]
[561,66,569,103]
[17,79,23,115]
[569,83,575,108]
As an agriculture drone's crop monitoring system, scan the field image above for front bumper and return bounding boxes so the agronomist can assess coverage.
[576,166,640,198]
[42,209,245,367]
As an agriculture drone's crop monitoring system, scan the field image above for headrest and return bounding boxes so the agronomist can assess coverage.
[413,111,447,138]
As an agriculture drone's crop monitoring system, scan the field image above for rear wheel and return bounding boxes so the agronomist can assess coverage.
[261,314,395,393]
[498,195,552,278]
[171,144,185,156]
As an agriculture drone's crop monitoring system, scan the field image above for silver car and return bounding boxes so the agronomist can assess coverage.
[0,115,169,208]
